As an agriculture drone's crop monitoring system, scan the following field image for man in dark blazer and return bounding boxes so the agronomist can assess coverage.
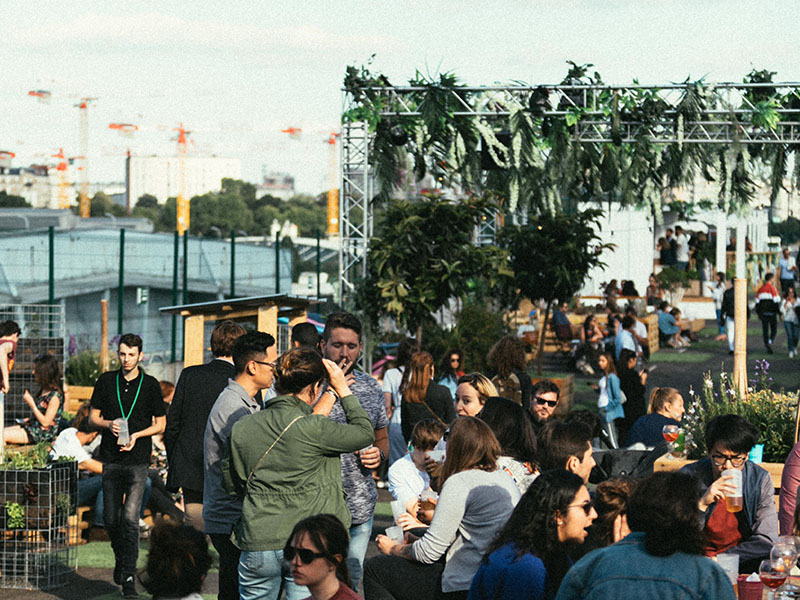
[165,319,246,531]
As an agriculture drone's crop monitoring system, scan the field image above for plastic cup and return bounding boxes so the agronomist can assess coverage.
[115,418,129,446]
[722,468,743,513]
[390,500,405,524]
[385,525,404,544]
[427,450,445,463]
[717,553,739,586]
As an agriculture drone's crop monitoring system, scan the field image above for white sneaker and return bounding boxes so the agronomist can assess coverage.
[791,350,795,358]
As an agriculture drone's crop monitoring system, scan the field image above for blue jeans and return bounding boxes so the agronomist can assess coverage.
[388,422,406,466]
[238,548,308,600]
[103,463,148,574]
[715,309,725,334]
[348,516,374,590]
[785,321,800,351]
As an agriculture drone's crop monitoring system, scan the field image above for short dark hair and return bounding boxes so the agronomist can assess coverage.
[143,520,212,598]
[232,331,275,374]
[410,419,448,451]
[704,414,759,454]
[291,322,320,349]
[624,304,636,316]
[627,472,704,556]
[621,315,635,330]
[531,379,560,400]
[274,347,327,395]
[119,333,143,352]
[323,312,362,341]
[0,320,21,337]
[765,273,774,282]
[537,421,592,471]
[210,320,246,357]
[658,301,669,311]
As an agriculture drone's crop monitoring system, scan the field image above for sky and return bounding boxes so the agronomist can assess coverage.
[2,1,800,194]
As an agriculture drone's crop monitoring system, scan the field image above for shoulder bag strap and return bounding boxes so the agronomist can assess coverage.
[246,415,305,486]
[420,400,447,426]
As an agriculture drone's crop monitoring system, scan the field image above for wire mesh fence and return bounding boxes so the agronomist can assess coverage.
[0,461,78,590]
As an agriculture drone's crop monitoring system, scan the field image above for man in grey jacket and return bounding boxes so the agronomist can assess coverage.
[203,331,276,600]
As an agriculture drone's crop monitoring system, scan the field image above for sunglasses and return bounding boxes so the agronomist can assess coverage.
[283,545,326,564]
[534,396,558,408]
[566,500,594,516]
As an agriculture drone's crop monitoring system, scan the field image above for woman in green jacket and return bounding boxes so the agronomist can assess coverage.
[225,347,374,600]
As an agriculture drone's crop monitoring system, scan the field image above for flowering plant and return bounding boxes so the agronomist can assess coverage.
[684,360,798,463]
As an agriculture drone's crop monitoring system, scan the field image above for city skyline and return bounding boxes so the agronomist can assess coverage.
[2,1,800,195]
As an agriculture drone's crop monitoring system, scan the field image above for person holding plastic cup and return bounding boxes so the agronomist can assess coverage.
[679,414,779,574]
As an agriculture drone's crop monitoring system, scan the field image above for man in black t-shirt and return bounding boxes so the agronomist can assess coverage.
[89,334,165,598]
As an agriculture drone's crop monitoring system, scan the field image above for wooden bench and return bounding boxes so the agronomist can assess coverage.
[654,456,783,510]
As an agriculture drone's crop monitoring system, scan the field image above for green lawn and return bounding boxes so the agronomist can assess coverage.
[650,352,713,363]
[77,540,219,572]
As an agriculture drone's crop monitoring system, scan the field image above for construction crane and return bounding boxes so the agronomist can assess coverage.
[175,123,191,235]
[108,123,139,138]
[327,132,339,237]
[27,90,51,104]
[51,148,70,209]
[75,98,97,218]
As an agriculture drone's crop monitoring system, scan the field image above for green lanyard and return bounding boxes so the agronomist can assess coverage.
[116,371,143,421]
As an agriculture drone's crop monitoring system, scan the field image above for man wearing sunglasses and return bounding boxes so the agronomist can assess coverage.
[680,414,778,574]
[203,331,276,600]
[528,380,560,432]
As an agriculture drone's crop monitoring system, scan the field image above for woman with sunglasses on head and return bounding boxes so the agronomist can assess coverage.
[399,352,456,444]
[453,373,498,418]
[4,354,64,445]
[365,417,521,600]
[285,514,363,600]
[225,348,374,600]
[469,470,596,600]
[436,349,465,399]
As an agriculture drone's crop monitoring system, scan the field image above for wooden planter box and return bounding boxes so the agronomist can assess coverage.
[530,374,574,416]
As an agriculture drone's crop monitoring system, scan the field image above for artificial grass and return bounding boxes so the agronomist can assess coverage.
[649,352,713,363]
[374,501,393,519]
[77,540,219,572]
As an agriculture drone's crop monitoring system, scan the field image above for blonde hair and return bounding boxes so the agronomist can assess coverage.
[648,387,683,415]
[457,372,498,402]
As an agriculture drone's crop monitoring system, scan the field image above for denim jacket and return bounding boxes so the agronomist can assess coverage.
[601,373,624,422]
[680,458,778,564]
[555,532,735,600]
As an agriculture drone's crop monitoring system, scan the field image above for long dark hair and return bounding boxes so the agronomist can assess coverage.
[142,520,212,599]
[479,397,538,468]
[627,472,704,556]
[438,348,463,380]
[286,514,352,588]
[34,354,63,396]
[485,470,584,594]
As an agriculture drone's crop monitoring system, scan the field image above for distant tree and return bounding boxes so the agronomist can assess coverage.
[498,208,613,374]
[0,191,31,208]
[135,194,159,209]
[89,192,126,217]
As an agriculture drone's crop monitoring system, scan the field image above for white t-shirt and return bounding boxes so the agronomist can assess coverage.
[597,375,609,408]
[675,233,690,262]
[50,428,91,464]
[381,366,405,425]
[388,452,430,506]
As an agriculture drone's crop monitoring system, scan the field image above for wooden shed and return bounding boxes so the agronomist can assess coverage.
[159,294,319,368]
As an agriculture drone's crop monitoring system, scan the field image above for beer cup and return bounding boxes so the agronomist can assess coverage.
[115,418,130,446]
[722,468,743,513]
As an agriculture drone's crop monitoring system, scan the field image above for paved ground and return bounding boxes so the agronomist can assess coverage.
[1,317,796,599]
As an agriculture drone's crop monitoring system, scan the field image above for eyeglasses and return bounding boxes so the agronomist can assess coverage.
[566,501,594,516]
[534,396,558,408]
[710,453,747,468]
[450,358,461,364]
[252,360,276,369]
[283,545,326,564]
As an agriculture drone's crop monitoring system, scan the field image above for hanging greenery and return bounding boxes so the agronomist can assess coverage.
[342,61,799,218]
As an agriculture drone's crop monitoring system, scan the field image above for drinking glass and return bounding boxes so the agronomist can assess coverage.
[662,424,679,458]
[761,559,789,600]
[773,538,800,593]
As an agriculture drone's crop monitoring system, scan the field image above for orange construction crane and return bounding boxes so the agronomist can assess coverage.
[27,90,52,104]
[175,123,191,235]
[109,123,139,138]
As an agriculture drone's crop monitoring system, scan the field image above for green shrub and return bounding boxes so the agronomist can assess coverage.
[684,361,798,463]
[64,350,119,386]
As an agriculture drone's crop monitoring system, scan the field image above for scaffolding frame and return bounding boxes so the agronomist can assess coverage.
[339,81,800,308]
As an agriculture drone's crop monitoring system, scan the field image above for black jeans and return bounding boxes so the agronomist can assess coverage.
[209,532,241,600]
[103,463,148,575]
[363,554,446,600]
[761,314,778,346]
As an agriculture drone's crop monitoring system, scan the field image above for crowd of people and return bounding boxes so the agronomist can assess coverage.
[0,308,796,600]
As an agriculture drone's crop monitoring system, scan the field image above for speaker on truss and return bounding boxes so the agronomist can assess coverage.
[480,131,511,171]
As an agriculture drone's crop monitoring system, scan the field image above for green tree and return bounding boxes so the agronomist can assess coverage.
[498,208,613,374]
[89,191,126,217]
[135,194,159,209]
[0,191,30,208]
[356,194,509,343]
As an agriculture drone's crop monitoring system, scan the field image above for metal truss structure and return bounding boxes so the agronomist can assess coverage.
[339,81,800,306]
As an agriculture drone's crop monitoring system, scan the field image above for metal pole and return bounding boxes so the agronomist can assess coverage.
[316,229,321,299]
[230,230,236,298]
[171,231,178,363]
[48,226,55,305]
[182,233,188,304]
[275,230,280,294]
[118,228,125,335]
